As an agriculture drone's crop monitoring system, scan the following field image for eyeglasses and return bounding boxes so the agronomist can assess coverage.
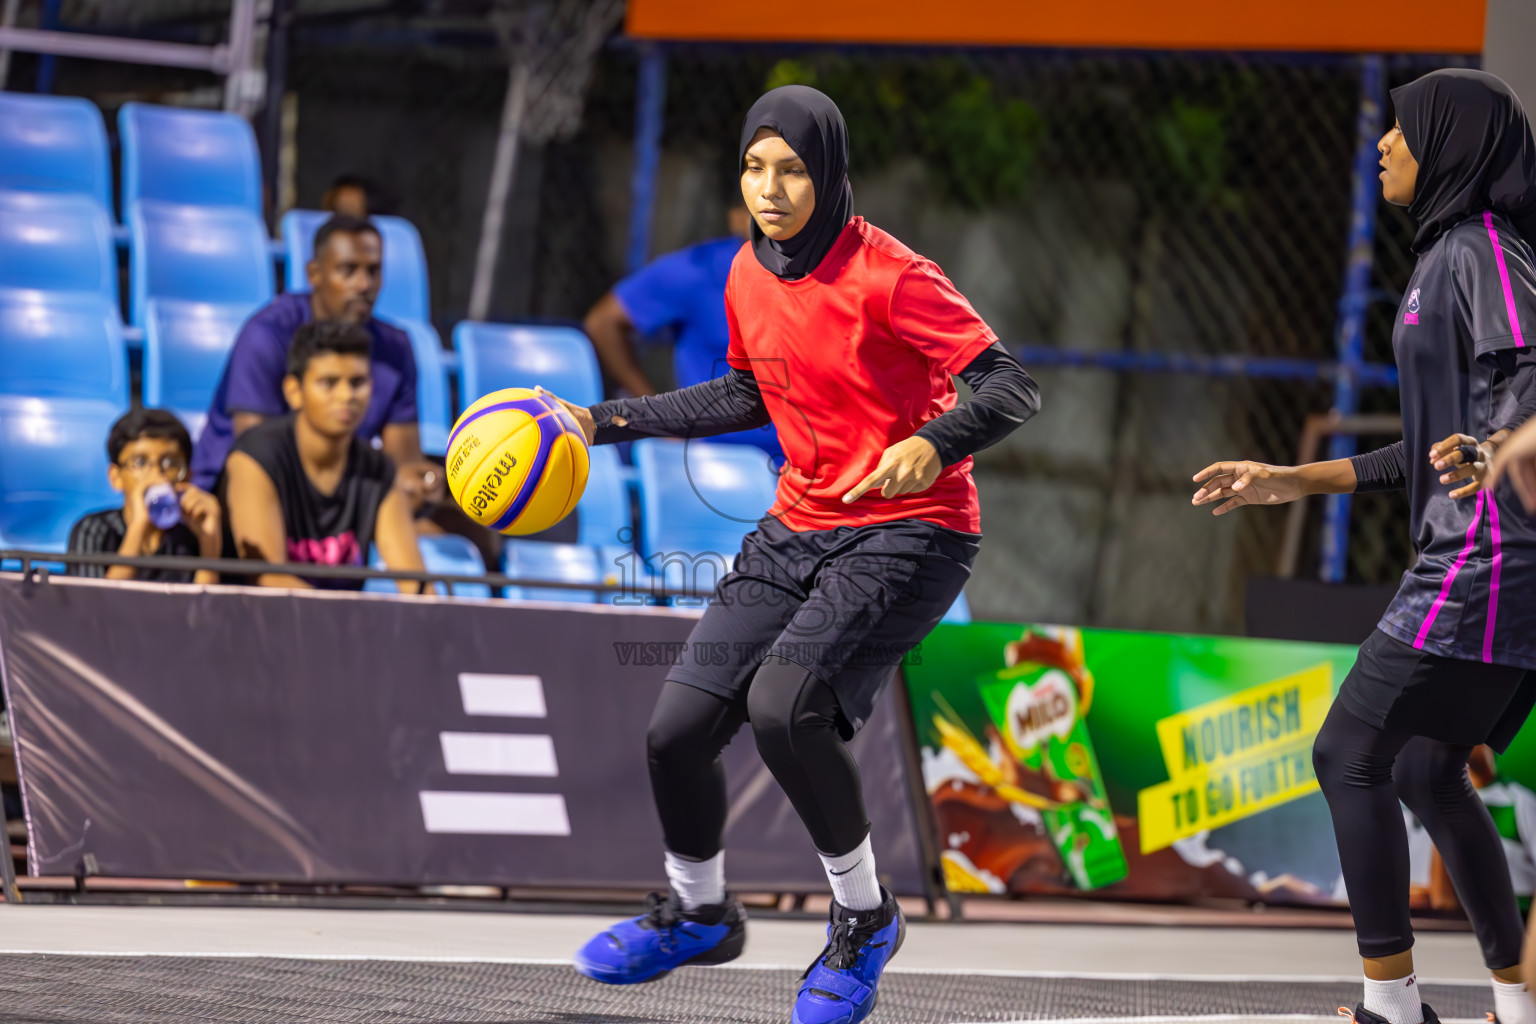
[118,454,189,481]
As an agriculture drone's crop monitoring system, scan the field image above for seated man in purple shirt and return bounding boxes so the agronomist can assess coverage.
[191,215,436,502]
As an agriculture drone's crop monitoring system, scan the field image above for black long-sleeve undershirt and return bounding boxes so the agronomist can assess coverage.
[916,342,1040,466]
[586,342,1039,461]
[589,368,770,445]
[1349,350,1536,492]
[1350,441,1407,493]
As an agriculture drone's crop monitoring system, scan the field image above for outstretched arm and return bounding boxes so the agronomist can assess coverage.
[539,369,770,446]
[1191,458,1357,516]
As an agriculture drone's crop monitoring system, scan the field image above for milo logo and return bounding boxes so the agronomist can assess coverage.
[468,453,519,514]
[449,434,482,477]
[1005,669,1078,754]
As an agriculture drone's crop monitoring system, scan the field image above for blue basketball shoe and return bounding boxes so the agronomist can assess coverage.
[573,890,746,985]
[792,887,905,1024]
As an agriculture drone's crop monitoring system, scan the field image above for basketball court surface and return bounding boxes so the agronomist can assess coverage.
[0,902,1498,1023]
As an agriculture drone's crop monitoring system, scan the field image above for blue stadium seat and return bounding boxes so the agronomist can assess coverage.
[281,210,430,324]
[118,103,262,215]
[453,322,601,409]
[0,291,128,407]
[595,543,658,606]
[129,200,273,327]
[577,444,629,547]
[501,539,601,603]
[0,94,113,212]
[942,591,972,624]
[362,534,491,598]
[0,397,123,552]
[143,299,255,440]
[633,439,779,602]
[0,191,118,300]
[385,317,452,457]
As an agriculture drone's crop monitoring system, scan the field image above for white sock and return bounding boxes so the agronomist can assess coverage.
[663,850,724,912]
[1492,978,1534,1024]
[1363,974,1423,1024]
[819,834,881,912]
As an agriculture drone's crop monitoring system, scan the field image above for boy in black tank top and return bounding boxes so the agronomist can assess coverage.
[223,321,424,591]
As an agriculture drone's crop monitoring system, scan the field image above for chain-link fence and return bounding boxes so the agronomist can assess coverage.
[16,0,1473,634]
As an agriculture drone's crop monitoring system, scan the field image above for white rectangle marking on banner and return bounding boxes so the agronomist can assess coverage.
[419,792,570,835]
[457,673,546,717]
[439,733,558,777]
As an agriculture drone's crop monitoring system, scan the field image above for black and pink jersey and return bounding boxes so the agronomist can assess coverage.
[1371,210,1536,667]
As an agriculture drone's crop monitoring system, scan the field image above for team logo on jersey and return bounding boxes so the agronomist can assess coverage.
[1404,287,1421,325]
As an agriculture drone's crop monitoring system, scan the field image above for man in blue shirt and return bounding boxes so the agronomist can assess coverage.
[583,201,779,454]
[191,215,435,498]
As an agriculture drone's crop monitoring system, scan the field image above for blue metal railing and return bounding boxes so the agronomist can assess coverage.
[1320,54,1386,583]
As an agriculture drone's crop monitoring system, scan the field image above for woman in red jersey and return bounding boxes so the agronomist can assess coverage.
[548,86,1037,1024]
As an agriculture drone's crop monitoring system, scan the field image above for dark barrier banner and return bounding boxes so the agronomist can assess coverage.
[0,576,927,895]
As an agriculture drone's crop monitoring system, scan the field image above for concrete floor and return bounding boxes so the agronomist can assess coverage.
[0,903,1495,982]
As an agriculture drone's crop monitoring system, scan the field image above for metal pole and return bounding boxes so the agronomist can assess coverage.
[34,0,62,93]
[0,0,22,91]
[1319,54,1385,583]
[224,0,263,117]
[625,45,667,276]
[258,0,294,226]
[468,58,531,323]
[0,27,229,72]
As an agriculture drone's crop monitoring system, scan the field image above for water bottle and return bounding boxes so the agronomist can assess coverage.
[143,482,182,530]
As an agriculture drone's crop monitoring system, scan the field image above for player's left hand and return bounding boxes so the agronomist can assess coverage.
[842,436,942,503]
[1429,432,1496,499]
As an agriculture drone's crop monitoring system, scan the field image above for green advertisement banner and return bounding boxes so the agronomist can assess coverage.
[906,622,1536,907]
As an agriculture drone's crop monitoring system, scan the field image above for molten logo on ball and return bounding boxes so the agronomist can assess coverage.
[445,387,589,536]
[468,453,519,516]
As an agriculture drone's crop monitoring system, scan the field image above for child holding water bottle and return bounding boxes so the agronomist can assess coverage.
[67,409,223,584]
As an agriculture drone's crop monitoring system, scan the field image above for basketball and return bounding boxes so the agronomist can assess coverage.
[445,387,589,536]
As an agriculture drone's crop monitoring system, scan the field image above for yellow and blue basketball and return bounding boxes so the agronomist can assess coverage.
[445,387,589,535]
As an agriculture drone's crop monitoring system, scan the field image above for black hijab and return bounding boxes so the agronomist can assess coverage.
[1392,69,1536,253]
[738,85,855,279]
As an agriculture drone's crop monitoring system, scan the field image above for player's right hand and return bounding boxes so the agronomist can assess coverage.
[1191,461,1304,515]
[534,386,609,447]
[1487,419,1536,512]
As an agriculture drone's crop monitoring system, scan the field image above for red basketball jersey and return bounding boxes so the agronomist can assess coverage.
[725,217,997,533]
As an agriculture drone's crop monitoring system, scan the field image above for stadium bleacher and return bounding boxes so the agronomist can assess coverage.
[118,102,263,216]
[0,93,114,212]
[0,291,129,409]
[0,396,123,552]
[0,190,118,299]
[142,298,257,441]
[363,534,494,599]
[453,321,603,409]
[128,200,273,328]
[501,538,602,603]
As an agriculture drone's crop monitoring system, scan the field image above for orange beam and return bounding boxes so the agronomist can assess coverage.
[626,0,1485,54]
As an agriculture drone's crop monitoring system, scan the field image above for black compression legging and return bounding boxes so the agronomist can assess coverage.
[1312,700,1525,968]
[646,657,871,861]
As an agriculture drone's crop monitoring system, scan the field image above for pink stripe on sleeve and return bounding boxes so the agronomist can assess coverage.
[1484,492,1503,663]
[1415,490,1485,650]
[1484,210,1527,348]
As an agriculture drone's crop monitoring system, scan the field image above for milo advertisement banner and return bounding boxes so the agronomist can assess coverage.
[906,622,1362,905]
